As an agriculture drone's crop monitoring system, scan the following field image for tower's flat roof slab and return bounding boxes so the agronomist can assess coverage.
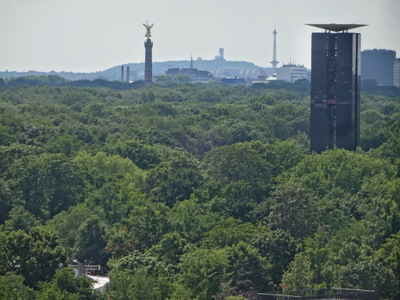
[306,24,367,32]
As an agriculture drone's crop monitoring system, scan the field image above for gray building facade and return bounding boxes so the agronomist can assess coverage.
[361,49,396,86]
[394,58,400,87]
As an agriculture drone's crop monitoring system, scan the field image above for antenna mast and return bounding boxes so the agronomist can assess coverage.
[270,29,279,68]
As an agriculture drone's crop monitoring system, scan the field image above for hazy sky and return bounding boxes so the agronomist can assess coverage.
[1,0,399,72]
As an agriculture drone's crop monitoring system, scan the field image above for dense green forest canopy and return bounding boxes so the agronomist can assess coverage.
[0,77,399,299]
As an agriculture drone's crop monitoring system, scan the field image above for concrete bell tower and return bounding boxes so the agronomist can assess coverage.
[307,24,366,153]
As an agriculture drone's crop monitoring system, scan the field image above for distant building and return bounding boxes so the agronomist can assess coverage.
[164,55,214,83]
[165,68,214,83]
[220,76,246,84]
[394,58,400,87]
[276,64,308,83]
[361,49,396,86]
[211,68,265,80]
[215,48,225,61]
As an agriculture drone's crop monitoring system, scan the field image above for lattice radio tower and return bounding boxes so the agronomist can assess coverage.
[270,29,279,68]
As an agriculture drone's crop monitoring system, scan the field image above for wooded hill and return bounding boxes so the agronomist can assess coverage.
[0,77,399,299]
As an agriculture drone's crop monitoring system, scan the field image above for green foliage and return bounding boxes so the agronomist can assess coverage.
[201,142,274,218]
[3,205,40,232]
[145,152,203,207]
[355,174,400,239]
[36,268,101,300]
[361,79,400,97]
[155,74,193,87]
[74,151,145,222]
[0,274,35,300]
[277,149,396,235]
[5,75,68,88]
[113,201,170,252]
[226,242,273,295]
[5,153,86,221]
[268,184,320,240]
[169,198,220,244]
[74,151,144,190]
[107,267,171,300]
[45,134,83,156]
[201,218,263,248]
[0,228,67,288]
[196,88,222,102]
[263,140,306,176]
[204,118,259,148]
[111,139,168,170]
[73,216,109,265]
[372,121,400,175]
[0,143,43,174]
[147,232,188,266]
[282,252,314,291]
[113,251,169,277]
[253,230,299,286]
[225,296,246,300]
[110,251,173,299]
[0,82,399,297]
[280,149,394,197]
[45,204,101,256]
[269,103,309,139]
[207,180,262,221]
[335,259,398,298]
[178,248,228,300]
[203,142,271,186]
[376,231,400,286]
[0,113,20,145]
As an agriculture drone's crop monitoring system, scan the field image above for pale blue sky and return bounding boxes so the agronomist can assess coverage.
[1,0,399,72]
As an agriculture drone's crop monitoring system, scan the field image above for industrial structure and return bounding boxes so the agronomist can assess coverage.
[120,65,131,82]
[361,49,396,86]
[307,24,366,153]
[270,29,279,69]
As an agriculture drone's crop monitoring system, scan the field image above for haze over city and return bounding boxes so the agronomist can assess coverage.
[1,0,399,73]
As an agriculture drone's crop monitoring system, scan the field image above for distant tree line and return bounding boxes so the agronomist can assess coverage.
[1,75,400,97]
[0,75,145,90]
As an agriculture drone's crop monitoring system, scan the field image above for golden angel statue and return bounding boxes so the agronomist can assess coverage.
[143,21,154,38]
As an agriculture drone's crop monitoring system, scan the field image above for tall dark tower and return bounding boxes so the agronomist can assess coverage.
[143,21,154,84]
[307,24,366,153]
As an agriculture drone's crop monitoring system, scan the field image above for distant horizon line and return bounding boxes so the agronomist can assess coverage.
[0,59,280,74]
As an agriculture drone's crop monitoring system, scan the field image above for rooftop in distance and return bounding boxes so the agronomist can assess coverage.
[306,23,367,32]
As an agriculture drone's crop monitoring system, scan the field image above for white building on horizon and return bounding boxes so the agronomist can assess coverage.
[276,64,309,83]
